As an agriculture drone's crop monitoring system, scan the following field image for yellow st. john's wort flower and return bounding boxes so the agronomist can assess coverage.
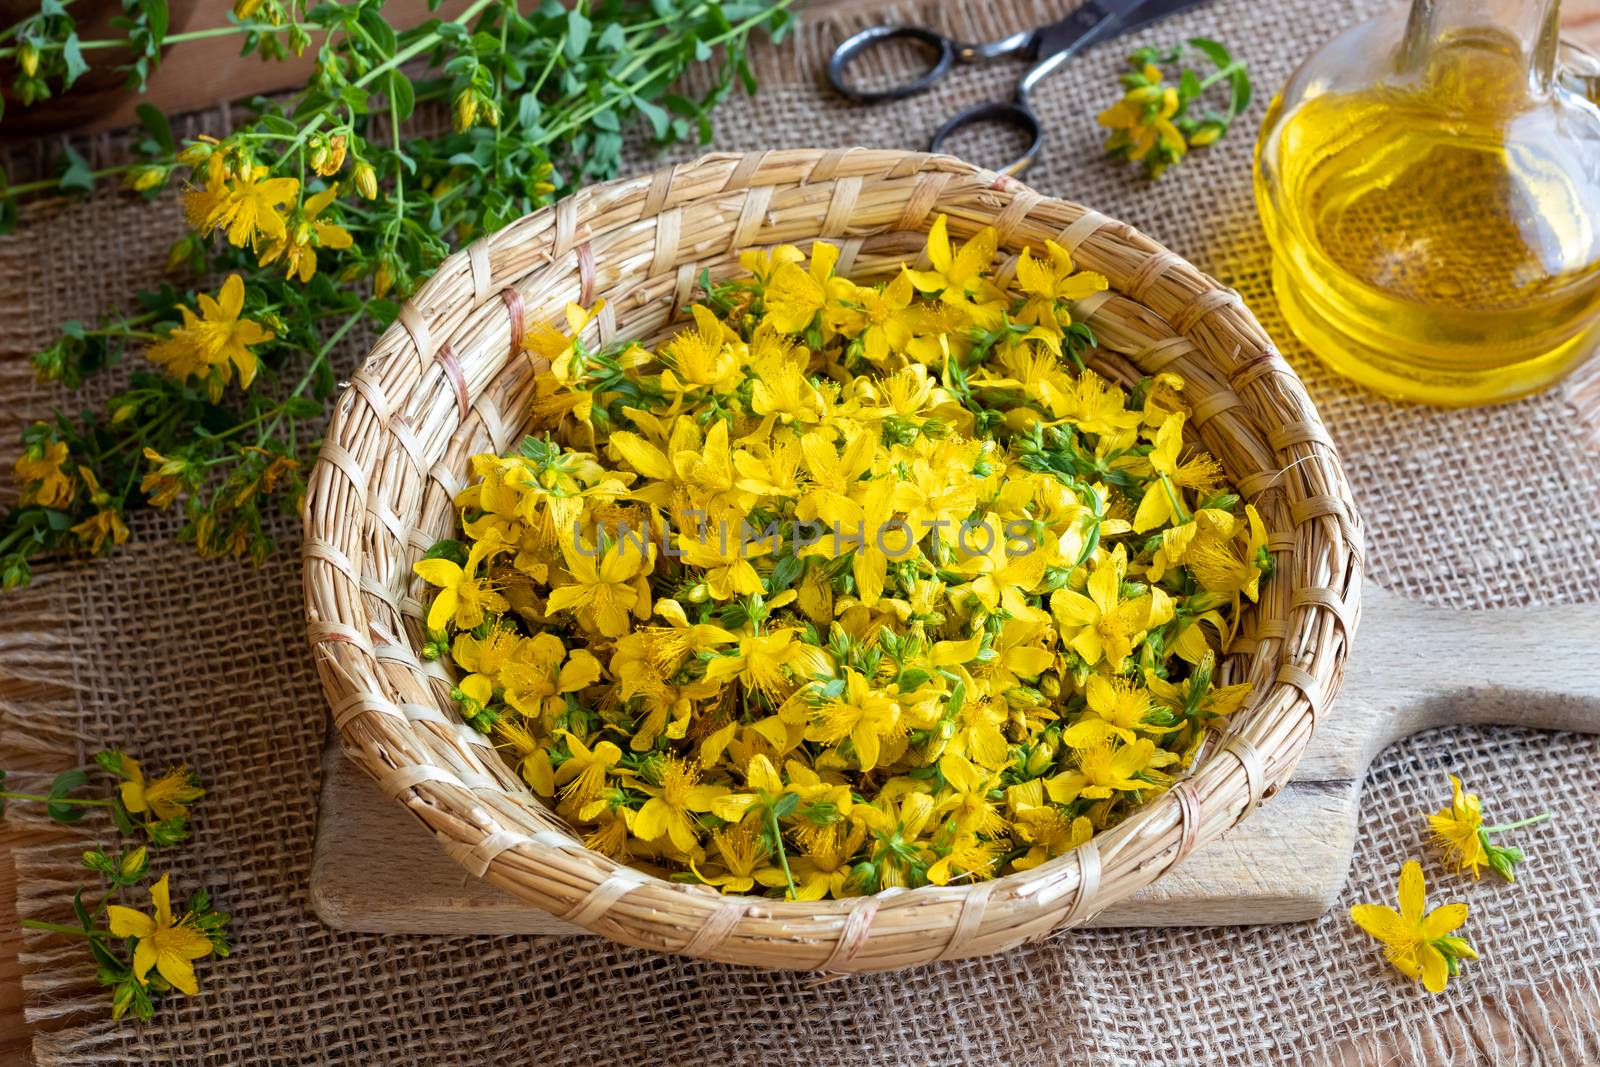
[413,534,509,631]
[70,467,130,554]
[1098,64,1187,172]
[13,436,74,509]
[804,667,906,772]
[1351,860,1477,993]
[632,756,729,853]
[1014,239,1109,338]
[140,448,190,509]
[763,240,841,335]
[545,533,657,639]
[1428,774,1548,882]
[1050,546,1156,669]
[1045,719,1180,803]
[906,214,1005,326]
[183,157,298,249]
[106,874,215,995]
[119,756,205,821]
[146,274,275,401]
[259,184,354,282]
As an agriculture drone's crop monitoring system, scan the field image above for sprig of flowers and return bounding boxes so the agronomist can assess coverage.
[0,0,796,591]
[414,217,1272,899]
[3,751,229,1020]
[1099,39,1251,179]
[1428,773,1549,883]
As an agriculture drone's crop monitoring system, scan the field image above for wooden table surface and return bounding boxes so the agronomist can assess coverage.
[2,2,1598,1061]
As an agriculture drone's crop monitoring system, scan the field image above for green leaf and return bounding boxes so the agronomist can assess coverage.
[58,146,94,194]
[71,888,91,929]
[1178,68,1201,105]
[767,554,802,592]
[1228,68,1252,118]
[387,70,415,123]
[61,34,90,88]
[358,6,397,56]
[517,91,541,131]
[46,769,89,824]
[564,7,591,61]
[423,538,468,566]
[635,97,669,139]
[339,84,370,115]
[280,396,322,418]
[135,103,175,153]
[1186,37,1232,68]
[110,795,136,835]
[141,0,169,50]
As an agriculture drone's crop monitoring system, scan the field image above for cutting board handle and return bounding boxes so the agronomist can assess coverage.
[1333,581,1600,768]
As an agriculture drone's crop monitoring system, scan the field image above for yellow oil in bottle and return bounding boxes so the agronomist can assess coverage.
[1255,36,1600,405]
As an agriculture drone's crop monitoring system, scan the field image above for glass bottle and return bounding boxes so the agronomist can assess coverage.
[1254,0,1600,406]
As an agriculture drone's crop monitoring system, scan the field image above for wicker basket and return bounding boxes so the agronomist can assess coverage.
[303,148,1362,972]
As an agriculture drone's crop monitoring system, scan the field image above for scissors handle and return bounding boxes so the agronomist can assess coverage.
[928,100,1042,177]
[826,26,957,103]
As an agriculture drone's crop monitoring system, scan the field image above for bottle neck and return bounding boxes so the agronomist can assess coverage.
[1401,0,1562,90]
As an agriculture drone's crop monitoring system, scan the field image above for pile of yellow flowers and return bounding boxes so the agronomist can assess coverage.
[415,216,1271,900]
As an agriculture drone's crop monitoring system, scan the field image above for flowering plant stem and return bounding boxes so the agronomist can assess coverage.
[0,0,796,590]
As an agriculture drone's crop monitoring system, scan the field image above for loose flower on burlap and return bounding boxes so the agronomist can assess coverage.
[1428,773,1549,882]
[2,751,231,1021]
[1100,39,1252,179]
[1351,860,1477,993]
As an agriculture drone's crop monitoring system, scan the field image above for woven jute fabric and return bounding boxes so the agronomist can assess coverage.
[3,0,1599,1062]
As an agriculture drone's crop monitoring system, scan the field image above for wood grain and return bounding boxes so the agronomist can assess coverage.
[308,578,1600,935]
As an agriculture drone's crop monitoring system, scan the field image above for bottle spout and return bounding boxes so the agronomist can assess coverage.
[1401,0,1563,90]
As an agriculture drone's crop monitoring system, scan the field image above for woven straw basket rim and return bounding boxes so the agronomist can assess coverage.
[303,148,1362,973]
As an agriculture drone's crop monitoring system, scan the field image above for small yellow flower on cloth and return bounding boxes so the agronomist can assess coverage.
[183,157,298,250]
[145,274,275,401]
[258,183,354,283]
[13,435,75,508]
[106,874,215,996]
[1351,860,1477,993]
[69,466,130,554]
[118,757,204,822]
[1428,774,1549,882]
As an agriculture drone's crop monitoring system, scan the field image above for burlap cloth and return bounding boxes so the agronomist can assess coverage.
[3,0,1599,1062]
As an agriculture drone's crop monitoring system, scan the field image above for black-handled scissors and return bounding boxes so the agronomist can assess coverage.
[827,0,1211,175]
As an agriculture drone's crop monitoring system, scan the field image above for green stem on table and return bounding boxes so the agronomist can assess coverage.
[0,791,112,806]
[1484,813,1551,834]
[256,299,370,445]
[0,22,289,58]
[1198,60,1245,91]
[19,919,105,937]
[4,165,135,198]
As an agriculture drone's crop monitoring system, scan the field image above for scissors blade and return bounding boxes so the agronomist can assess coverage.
[1032,0,1213,60]
[1106,0,1216,40]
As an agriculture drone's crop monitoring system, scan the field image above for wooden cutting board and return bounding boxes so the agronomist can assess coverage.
[309,578,1600,934]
